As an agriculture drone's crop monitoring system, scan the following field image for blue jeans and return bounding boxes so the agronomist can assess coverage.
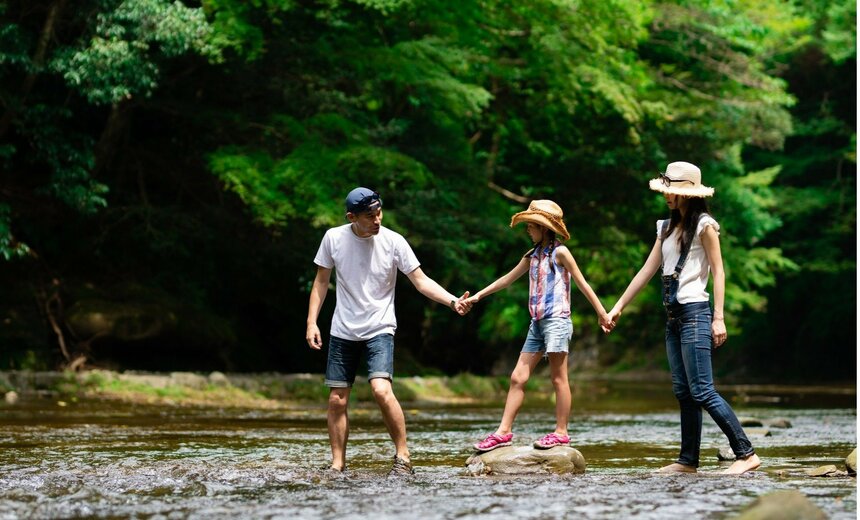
[665,302,755,466]
[325,334,394,388]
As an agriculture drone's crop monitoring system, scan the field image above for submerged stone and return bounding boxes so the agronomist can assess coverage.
[465,445,585,476]
[730,490,826,520]
[717,446,735,461]
[806,465,840,477]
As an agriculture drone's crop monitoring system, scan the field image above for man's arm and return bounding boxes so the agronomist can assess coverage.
[405,267,471,315]
[306,266,332,350]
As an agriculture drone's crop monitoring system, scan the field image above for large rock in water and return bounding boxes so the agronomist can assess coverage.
[846,448,856,474]
[730,490,826,520]
[465,446,585,475]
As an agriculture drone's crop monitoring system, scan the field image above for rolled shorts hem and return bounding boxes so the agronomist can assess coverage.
[368,371,392,381]
[325,380,352,388]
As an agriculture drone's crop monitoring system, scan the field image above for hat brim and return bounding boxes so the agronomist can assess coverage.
[510,213,570,241]
[648,178,714,198]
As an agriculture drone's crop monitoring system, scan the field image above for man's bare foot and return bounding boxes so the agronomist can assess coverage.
[655,462,697,474]
[722,453,761,475]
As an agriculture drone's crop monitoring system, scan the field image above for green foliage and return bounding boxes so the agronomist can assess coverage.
[53,0,222,105]
[0,0,851,381]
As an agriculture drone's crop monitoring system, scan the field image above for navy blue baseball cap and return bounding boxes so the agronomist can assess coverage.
[345,187,383,214]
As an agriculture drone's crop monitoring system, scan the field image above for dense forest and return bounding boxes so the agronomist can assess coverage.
[0,0,854,381]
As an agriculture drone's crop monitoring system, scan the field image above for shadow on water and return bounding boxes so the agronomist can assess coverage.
[0,380,855,519]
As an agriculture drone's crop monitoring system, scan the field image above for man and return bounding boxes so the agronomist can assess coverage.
[306,187,471,476]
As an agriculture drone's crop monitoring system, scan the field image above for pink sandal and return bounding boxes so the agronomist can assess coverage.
[533,432,569,449]
[474,432,514,452]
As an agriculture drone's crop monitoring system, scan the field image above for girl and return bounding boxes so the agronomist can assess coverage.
[467,200,611,452]
[607,161,761,475]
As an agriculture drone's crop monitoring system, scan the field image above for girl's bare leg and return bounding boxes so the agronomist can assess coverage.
[496,352,543,434]
[547,352,570,435]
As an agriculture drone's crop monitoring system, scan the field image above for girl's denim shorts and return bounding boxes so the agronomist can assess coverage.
[522,317,573,354]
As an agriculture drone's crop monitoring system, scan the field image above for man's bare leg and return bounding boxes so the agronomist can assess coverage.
[370,378,409,461]
[327,387,351,470]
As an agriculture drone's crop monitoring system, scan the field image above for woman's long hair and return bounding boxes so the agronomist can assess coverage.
[661,197,710,251]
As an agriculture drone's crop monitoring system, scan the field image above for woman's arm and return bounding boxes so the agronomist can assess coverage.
[465,257,530,304]
[701,225,727,347]
[607,238,663,324]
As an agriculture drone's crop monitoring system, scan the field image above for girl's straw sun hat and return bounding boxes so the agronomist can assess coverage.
[648,161,715,198]
[510,200,570,241]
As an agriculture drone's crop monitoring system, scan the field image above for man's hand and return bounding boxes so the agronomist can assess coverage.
[454,291,472,315]
[306,323,323,350]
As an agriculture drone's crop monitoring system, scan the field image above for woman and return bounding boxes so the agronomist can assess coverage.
[607,161,761,475]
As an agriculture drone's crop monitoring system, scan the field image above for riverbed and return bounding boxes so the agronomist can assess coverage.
[0,380,855,519]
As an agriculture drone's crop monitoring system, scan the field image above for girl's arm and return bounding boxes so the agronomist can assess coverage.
[701,226,727,347]
[607,238,663,323]
[465,257,530,304]
[555,247,609,327]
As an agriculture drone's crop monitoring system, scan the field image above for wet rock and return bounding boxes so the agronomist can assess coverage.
[763,418,792,429]
[730,490,825,520]
[465,446,585,476]
[846,448,856,474]
[717,446,735,461]
[743,428,772,437]
[4,391,18,405]
[208,371,230,387]
[738,417,792,428]
[169,372,208,389]
[737,417,764,427]
[806,464,840,477]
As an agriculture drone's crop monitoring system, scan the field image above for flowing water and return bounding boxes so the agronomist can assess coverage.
[0,380,855,519]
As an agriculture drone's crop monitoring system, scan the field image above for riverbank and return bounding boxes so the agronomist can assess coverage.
[0,370,855,409]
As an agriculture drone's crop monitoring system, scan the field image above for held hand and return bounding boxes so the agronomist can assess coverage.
[454,291,472,315]
[306,323,323,350]
[599,312,614,334]
[712,318,727,348]
[605,307,622,332]
[463,294,480,307]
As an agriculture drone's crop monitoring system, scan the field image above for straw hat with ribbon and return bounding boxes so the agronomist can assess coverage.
[510,200,570,241]
[648,161,715,198]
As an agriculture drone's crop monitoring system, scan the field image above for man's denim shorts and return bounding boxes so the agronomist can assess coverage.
[325,333,394,388]
[522,317,573,355]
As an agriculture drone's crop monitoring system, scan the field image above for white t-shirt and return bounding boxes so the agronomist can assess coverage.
[657,214,720,304]
[314,224,421,341]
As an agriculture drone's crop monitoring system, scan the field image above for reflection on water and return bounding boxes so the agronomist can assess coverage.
[0,381,855,519]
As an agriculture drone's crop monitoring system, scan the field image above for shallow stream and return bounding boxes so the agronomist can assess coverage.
[0,380,855,519]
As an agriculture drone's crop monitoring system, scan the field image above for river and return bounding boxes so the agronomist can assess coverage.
[0,380,855,519]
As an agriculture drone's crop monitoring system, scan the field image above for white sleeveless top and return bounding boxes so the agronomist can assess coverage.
[657,214,720,304]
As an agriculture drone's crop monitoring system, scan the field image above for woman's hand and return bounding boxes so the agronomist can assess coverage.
[712,317,727,347]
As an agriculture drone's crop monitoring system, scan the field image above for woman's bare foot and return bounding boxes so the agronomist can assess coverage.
[655,462,697,474]
[722,453,761,475]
